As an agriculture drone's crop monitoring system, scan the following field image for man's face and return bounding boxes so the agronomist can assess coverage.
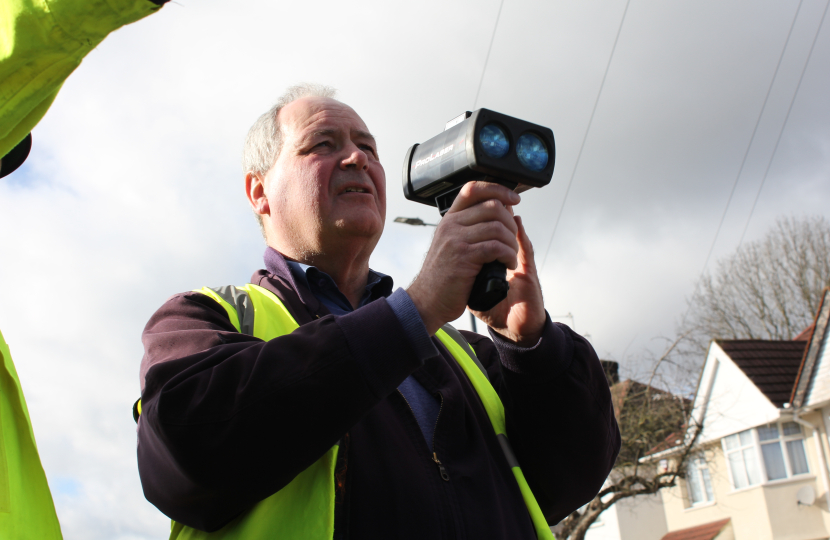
[260,97,386,260]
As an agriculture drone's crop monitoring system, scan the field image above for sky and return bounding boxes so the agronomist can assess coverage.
[1,0,829,537]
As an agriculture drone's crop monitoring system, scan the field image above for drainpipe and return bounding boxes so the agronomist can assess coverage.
[792,410,830,510]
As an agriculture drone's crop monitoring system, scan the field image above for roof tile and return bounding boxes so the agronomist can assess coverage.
[716,340,806,407]
[660,518,731,540]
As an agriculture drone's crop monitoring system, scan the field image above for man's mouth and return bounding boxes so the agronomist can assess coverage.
[343,187,368,193]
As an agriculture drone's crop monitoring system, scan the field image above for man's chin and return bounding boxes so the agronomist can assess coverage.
[332,217,384,240]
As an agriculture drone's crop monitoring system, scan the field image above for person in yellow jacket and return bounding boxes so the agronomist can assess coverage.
[1,0,167,536]
[0,0,167,176]
[0,330,63,539]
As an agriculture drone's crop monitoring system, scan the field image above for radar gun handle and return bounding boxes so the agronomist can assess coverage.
[468,262,509,311]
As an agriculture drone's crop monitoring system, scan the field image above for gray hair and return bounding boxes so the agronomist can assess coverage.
[242,83,338,176]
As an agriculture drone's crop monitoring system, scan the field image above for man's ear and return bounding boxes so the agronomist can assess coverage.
[245,172,270,217]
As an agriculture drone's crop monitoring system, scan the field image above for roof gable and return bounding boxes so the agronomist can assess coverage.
[691,342,781,443]
[716,339,806,407]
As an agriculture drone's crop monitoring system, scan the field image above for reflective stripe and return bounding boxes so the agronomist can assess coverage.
[512,467,554,540]
[439,324,488,381]
[437,329,506,435]
[207,286,255,336]
[168,285,333,540]
[436,328,554,540]
[497,433,519,468]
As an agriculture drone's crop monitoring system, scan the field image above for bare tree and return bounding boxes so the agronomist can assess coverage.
[555,216,829,539]
[680,215,830,356]
[553,341,700,540]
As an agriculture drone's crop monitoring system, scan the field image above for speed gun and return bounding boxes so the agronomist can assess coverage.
[402,109,555,311]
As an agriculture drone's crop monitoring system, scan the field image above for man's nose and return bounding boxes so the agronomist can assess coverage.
[341,144,369,171]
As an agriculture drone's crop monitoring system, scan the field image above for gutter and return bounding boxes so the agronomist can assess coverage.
[639,439,685,463]
[791,409,830,510]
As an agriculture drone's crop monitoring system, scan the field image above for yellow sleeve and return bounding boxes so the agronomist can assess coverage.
[0,329,64,538]
[0,0,163,158]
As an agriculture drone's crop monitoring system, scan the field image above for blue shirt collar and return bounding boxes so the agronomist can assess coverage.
[264,248,393,315]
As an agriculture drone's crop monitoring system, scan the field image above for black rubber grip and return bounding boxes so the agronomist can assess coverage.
[467,261,509,311]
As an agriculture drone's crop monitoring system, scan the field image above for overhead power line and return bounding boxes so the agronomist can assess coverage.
[738,0,830,247]
[688,0,806,287]
[473,0,505,110]
[680,0,810,327]
[540,0,632,270]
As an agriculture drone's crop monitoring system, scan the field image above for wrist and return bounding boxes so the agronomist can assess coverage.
[491,326,544,347]
[405,284,442,336]
[386,289,439,360]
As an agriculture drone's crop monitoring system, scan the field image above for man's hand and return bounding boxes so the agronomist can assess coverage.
[472,214,545,346]
[407,181,545,345]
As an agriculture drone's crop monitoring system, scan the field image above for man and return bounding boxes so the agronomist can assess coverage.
[137,84,620,539]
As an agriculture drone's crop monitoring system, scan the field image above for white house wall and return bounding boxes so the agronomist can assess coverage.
[583,494,668,540]
[615,493,668,540]
[584,503,622,540]
[693,342,780,444]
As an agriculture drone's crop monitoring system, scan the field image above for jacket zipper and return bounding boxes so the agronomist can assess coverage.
[397,389,449,481]
[431,394,449,481]
[399,388,459,538]
[432,453,450,481]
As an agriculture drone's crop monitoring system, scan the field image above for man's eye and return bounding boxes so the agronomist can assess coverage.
[360,144,377,155]
[314,141,333,149]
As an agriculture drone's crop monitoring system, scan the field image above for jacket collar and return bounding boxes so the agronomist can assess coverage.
[255,247,394,323]
[252,247,327,323]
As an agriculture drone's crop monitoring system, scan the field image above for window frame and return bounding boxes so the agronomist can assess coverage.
[757,423,789,480]
[722,421,810,491]
[723,428,762,489]
[685,453,715,507]
[781,422,810,476]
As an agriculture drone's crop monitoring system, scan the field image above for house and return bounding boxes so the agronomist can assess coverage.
[582,491,668,540]
[580,363,684,540]
[652,291,830,540]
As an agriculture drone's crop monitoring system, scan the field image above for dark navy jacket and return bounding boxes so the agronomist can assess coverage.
[136,251,620,538]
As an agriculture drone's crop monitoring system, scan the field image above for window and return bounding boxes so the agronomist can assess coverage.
[783,422,809,475]
[758,424,788,480]
[724,429,762,489]
[686,454,714,505]
[723,422,810,489]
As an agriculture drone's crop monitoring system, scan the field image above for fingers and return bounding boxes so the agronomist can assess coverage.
[515,215,536,268]
[447,180,520,213]
[445,182,520,265]
[452,196,518,230]
[461,220,520,269]
[407,181,525,334]
[440,186,520,270]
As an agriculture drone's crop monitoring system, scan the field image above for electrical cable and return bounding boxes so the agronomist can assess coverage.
[737,0,830,247]
[473,0,505,110]
[678,0,816,328]
[540,0,632,270]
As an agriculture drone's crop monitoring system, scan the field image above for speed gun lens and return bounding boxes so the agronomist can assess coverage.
[516,133,548,172]
[479,124,510,159]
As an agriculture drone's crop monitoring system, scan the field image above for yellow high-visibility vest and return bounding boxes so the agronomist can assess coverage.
[138,284,553,540]
[0,329,63,539]
[0,0,163,159]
